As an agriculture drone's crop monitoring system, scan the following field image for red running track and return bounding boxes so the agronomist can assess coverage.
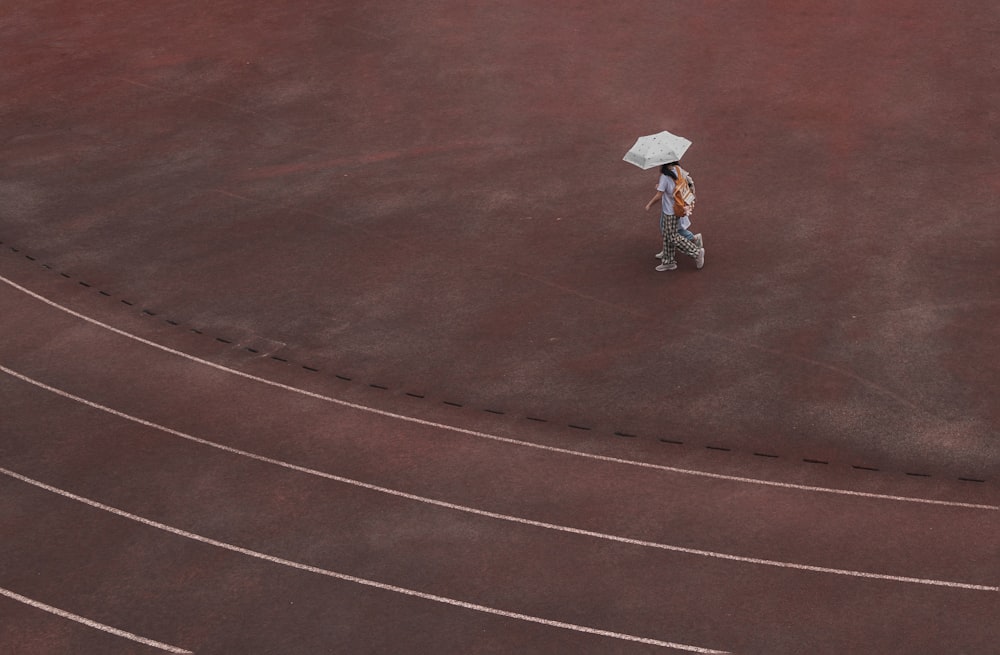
[1,1,998,653]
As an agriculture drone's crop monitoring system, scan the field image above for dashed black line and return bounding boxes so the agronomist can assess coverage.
[3,238,992,485]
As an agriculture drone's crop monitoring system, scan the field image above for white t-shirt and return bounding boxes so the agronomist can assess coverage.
[656,173,674,214]
[656,173,690,229]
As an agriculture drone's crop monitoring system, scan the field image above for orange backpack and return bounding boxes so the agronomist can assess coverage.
[671,165,696,216]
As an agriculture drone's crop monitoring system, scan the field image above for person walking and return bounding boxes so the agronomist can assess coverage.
[644,162,705,271]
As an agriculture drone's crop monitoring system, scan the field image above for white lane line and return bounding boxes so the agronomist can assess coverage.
[0,467,728,654]
[4,365,996,592]
[0,586,192,654]
[2,274,996,511]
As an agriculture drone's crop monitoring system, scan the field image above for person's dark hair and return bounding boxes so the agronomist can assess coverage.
[660,162,678,179]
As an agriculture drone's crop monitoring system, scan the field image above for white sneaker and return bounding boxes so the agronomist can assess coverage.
[694,233,703,248]
[695,248,705,269]
[655,261,677,272]
[654,250,665,259]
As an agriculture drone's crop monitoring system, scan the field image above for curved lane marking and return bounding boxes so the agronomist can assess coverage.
[0,467,728,654]
[1,274,996,511]
[3,365,996,592]
[0,586,192,654]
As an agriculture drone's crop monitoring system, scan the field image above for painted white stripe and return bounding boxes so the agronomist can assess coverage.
[0,586,192,654]
[1,274,995,511]
[4,365,995,592]
[0,467,728,654]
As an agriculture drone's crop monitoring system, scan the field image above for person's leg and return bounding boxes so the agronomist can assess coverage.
[656,214,679,271]
[669,232,705,269]
[669,231,700,258]
[678,227,695,241]
[655,213,668,259]
[667,229,703,268]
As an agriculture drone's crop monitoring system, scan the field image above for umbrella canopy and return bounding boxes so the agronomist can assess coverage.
[622,130,692,170]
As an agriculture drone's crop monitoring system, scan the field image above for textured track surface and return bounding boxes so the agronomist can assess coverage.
[1,1,998,653]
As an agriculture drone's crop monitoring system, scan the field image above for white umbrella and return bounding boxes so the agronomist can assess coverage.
[622,130,692,170]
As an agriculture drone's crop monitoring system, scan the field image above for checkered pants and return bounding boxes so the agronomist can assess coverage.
[659,213,700,264]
